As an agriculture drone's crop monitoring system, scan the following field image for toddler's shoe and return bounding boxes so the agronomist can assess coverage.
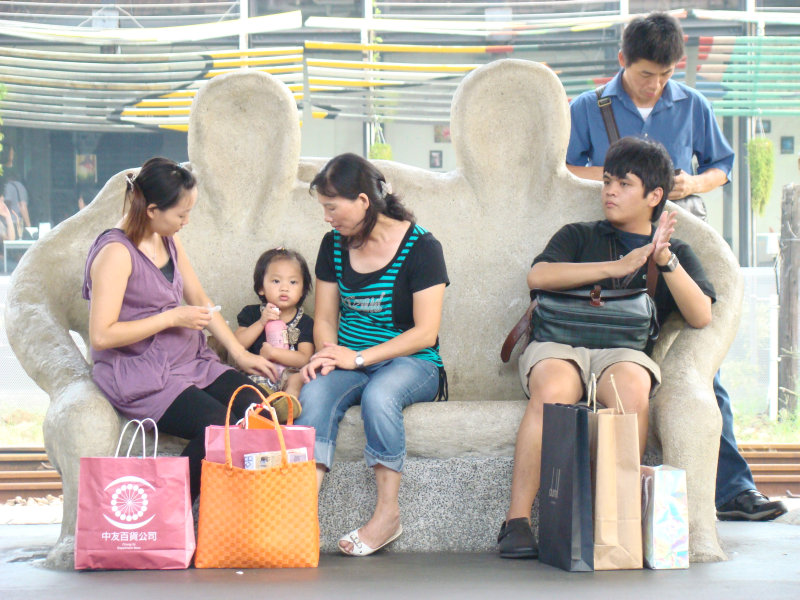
[271,393,302,424]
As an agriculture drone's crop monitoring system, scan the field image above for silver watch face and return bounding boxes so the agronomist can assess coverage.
[355,353,364,367]
[668,253,679,270]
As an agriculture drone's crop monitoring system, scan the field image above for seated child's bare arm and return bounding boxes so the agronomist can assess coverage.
[261,340,314,368]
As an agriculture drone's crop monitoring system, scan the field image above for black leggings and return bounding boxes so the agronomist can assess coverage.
[156,369,262,500]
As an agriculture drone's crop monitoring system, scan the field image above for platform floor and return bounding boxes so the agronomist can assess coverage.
[1,520,799,600]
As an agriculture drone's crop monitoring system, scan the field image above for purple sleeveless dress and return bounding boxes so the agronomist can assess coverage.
[82,228,230,421]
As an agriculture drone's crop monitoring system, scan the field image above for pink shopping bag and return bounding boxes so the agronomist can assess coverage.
[74,419,195,570]
[204,384,315,468]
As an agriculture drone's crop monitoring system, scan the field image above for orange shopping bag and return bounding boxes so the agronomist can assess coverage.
[245,391,297,429]
[194,386,319,568]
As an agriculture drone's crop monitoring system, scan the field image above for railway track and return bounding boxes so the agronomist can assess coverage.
[0,446,62,503]
[0,444,798,502]
[738,443,800,498]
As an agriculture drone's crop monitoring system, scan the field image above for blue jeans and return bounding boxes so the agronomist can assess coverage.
[297,357,440,472]
[715,370,757,507]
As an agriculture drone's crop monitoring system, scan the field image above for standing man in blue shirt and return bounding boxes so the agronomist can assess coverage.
[566,12,786,522]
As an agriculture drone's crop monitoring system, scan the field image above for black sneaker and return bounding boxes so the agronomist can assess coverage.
[497,517,539,559]
[716,489,788,522]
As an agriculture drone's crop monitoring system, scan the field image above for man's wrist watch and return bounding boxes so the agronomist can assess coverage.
[354,352,365,369]
[657,252,679,273]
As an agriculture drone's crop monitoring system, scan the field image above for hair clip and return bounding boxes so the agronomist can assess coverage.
[124,173,136,191]
[275,246,285,251]
[379,180,392,198]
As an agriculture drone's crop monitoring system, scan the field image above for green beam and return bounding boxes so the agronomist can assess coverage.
[713,109,800,116]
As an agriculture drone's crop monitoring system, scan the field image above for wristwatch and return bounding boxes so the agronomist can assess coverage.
[657,252,679,273]
[354,352,365,369]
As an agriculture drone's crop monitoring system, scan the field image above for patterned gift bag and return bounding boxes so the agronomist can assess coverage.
[640,465,689,569]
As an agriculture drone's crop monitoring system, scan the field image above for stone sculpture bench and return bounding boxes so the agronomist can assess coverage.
[5,59,742,568]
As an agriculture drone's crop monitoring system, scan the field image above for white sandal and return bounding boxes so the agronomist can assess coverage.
[338,525,403,557]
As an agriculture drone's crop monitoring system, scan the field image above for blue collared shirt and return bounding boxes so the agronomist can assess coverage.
[566,70,734,179]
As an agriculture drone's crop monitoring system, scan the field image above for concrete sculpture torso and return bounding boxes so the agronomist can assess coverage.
[5,60,741,568]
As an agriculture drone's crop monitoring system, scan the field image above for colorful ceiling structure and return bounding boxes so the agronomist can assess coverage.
[0,6,798,131]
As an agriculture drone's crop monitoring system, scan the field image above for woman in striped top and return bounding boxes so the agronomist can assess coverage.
[299,153,449,557]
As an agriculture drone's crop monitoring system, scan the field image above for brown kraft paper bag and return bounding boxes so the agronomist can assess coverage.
[588,374,643,570]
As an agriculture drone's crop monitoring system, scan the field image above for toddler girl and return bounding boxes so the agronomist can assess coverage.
[234,248,314,405]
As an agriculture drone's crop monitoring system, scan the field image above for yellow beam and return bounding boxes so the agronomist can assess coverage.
[136,99,194,107]
[307,59,478,72]
[161,91,198,98]
[308,78,405,88]
[204,65,304,78]
[159,124,190,132]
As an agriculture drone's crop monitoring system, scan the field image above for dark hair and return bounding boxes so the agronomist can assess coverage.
[604,137,674,221]
[253,248,313,307]
[309,153,414,249]
[622,12,684,67]
[121,157,196,246]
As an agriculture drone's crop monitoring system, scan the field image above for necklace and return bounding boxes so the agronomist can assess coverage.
[141,236,159,261]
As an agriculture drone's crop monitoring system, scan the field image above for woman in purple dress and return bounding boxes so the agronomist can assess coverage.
[83,157,276,499]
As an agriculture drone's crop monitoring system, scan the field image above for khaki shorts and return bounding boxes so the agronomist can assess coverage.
[518,341,661,399]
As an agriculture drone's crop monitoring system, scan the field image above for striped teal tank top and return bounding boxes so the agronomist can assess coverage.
[332,225,443,367]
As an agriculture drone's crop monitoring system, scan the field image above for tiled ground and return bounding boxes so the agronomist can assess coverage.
[1,517,799,600]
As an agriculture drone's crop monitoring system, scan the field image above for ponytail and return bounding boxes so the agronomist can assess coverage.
[121,157,196,246]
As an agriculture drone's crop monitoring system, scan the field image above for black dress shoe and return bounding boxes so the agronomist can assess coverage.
[716,489,788,522]
[497,517,539,559]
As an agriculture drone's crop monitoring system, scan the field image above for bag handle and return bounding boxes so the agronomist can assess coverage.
[500,299,538,363]
[641,473,653,520]
[609,373,625,414]
[224,384,290,469]
[589,373,625,414]
[244,390,296,427]
[114,418,158,459]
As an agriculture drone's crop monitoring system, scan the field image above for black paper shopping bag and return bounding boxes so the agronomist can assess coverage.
[538,403,594,572]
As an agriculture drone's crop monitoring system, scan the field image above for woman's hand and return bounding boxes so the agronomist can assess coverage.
[301,353,338,382]
[233,350,278,380]
[167,305,213,330]
[315,342,359,369]
[301,342,358,383]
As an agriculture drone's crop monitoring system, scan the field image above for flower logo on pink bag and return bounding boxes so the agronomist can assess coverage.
[103,475,156,530]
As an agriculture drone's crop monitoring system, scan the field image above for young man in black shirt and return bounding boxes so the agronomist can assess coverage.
[498,137,715,558]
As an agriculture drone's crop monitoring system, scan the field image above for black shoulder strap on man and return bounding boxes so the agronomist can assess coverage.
[595,86,620,145]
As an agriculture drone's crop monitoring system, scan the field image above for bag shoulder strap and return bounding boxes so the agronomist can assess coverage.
[595,86,620,146]
[500,299,537,363]
[645,257,658,297]
[610,237,659,297]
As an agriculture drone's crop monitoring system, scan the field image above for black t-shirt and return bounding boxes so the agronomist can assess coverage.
[236,305,314,355]
[314,225,449,331]
[532,220,716,327]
